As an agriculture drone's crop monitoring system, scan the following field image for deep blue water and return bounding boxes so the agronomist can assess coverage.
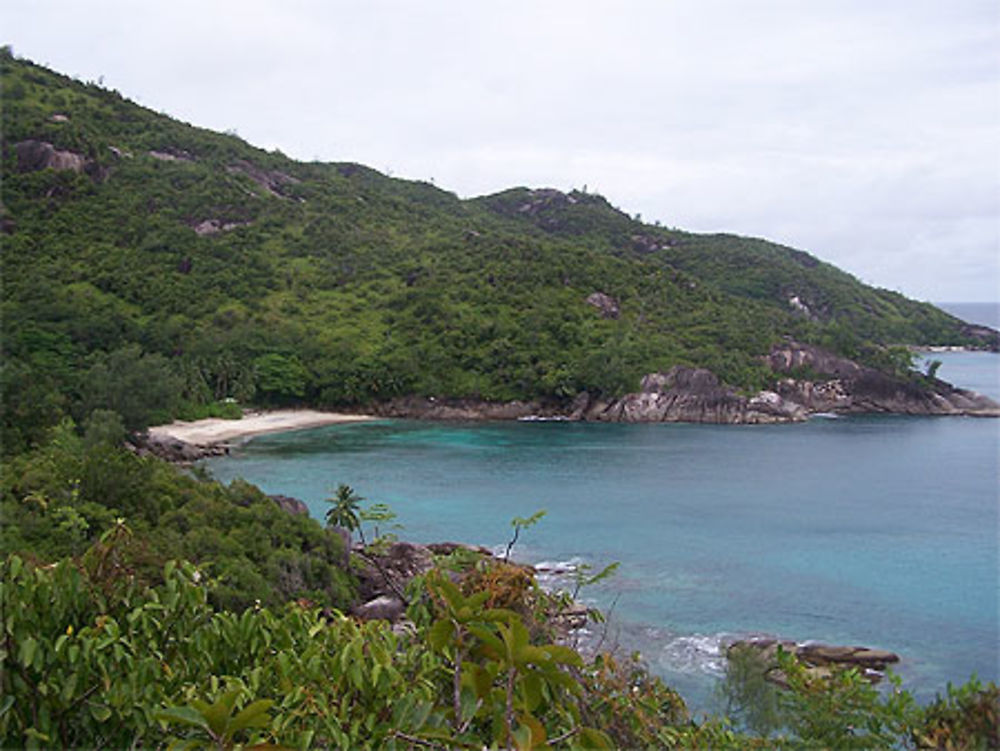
[205,352,999,712]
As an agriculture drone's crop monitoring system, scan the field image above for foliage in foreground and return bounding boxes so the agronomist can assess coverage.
[0,420,354,612]
[3,540,997,750]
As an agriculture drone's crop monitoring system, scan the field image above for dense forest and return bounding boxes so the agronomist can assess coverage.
[2,49,992,452]
[2,50,997,748]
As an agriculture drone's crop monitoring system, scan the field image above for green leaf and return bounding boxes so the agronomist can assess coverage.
[576,727,614,749]
[542,644,583,667]
[89,703,112,722]
[19,636,38,669]
[428,619,455,652]
[230,699,274,733]
[157,705,211,732]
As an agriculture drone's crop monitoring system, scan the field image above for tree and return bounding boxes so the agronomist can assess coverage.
[324,484,363,564]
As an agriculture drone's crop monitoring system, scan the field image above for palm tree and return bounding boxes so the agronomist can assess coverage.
[324,484,364,561]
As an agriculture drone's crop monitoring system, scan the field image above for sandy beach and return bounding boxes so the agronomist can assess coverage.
[148,410,375,445]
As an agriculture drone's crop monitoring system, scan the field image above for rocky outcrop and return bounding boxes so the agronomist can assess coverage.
[136,433,229,463]
[586,292,620,319]
[227,160,300,198]
[580,367,807,424]
[268,494,309,516]
[727,637,900,685]
[15,140,107,180]
[354,541,436,604]
[148,148,195,162]
[959,323,1000,352]
[769,341,1000,417]
[191,218,249,236]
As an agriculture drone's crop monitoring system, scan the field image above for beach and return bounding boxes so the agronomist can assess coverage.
[148,410,374,445]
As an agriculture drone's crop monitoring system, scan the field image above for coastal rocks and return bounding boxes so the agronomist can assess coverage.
[727,638,900,686]
[425,541,494,557]
[959,323,1000,352]
[582,367,807,424]
[137,433,229,463]
[769,341,1000,417]
[373,396,555,421]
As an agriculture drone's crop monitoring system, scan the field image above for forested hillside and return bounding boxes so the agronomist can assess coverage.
[2,50,991,451]
[3,50,999,748]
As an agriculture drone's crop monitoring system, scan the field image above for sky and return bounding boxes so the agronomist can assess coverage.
[6,0,999,302]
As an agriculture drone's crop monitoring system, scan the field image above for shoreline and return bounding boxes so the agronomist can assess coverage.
[148,410,376,445]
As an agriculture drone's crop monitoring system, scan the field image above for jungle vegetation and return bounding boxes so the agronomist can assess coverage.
[2,49,991,453]
[2,49,997,748]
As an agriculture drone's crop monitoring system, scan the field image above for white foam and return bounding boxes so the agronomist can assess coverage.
[657,633,735,677]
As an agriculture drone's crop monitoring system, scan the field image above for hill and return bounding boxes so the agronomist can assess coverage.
[2,50,995,450]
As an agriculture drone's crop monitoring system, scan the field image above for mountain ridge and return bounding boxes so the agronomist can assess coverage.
[3,49,997,451]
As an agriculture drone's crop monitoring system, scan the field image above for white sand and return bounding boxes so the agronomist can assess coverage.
[148,410,374,445]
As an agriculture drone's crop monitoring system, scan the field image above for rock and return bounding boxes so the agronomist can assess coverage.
[353,595,405,622]
[227,160,300,198]
[586,292,620,319]
[797,643,900,670]
[727,638,900,685]
[191,218,248,236]
[425,542,493,557]
[355,541,435,602]
[373,396,556,421]
[16,140,88,173]
[551,602,590,633]
[268,494,309,516]
[587,366,807,424]
[148,148,194,162]
[769,340,1000,417]
[139,434,228,463]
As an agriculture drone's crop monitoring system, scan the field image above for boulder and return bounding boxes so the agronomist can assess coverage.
[426,541,493,557]
[355,541,435,602]
[727,638,900,685]
[16,140,87,173]
[353,595,405,622]
[138,433,228,463]
[588,366,807,424]
[268,494,309,516]
[586,292,620,319]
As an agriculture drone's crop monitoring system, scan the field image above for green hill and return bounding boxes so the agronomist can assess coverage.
[2,50,991,450]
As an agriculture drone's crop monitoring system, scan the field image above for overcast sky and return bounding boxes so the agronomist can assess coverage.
[6,0,999,302]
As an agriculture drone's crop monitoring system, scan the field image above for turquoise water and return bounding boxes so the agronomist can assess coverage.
[205,353,999,712]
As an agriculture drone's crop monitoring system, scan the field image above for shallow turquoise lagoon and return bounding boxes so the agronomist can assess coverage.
[205,353,999,712]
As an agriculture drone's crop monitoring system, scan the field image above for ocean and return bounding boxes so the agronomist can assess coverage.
[204,351,999,713]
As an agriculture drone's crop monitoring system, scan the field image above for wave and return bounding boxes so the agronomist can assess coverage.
[517,415,571,422]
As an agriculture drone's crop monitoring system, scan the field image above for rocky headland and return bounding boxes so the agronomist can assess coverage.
[374,340,999,425]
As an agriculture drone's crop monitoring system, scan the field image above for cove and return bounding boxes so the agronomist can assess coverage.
[204,352,999,712]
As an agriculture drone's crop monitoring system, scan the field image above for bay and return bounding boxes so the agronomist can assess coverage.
[205,352,999,712]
